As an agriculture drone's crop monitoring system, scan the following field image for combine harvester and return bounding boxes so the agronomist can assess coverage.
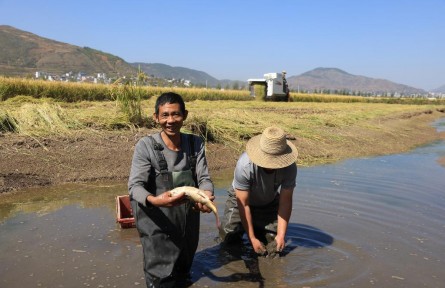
[248,71,290,101]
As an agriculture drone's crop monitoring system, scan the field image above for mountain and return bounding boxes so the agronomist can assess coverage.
[0,25,136,77]
[131,63,246,88]
[0,26,429,94]
[431,84,445,93]
[132,63,220,87]
[287,67,426,95]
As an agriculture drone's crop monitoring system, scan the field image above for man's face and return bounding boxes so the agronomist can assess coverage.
[153,102,187,137]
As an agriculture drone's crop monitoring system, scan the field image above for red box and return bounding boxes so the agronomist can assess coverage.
[116,195,135,228]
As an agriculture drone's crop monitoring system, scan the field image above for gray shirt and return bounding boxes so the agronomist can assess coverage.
[128,132,213,206]
[232,152,297,206]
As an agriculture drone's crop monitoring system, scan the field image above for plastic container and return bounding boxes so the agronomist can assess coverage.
[116,195,135,228]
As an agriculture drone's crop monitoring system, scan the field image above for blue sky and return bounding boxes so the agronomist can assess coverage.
[1,0,444,90]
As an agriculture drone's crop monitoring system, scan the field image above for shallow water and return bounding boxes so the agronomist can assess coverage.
[1,120,444,288]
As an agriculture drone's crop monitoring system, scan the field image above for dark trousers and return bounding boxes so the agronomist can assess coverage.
[219,188,279,245]
[132,200,198,288]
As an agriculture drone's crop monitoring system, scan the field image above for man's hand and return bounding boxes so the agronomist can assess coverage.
[251,237,266,255]
[147,191,185,207]
[275,235,286,252]
[194,190,215,213]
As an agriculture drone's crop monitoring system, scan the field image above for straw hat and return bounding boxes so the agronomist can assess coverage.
[246,126,298,169]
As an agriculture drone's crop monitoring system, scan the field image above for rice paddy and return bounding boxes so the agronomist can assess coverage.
[1,76,444,161]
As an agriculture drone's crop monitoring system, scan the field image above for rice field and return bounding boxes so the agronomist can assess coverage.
[1,76,444,154]
[2,76,443,104]
[0,77,251,102]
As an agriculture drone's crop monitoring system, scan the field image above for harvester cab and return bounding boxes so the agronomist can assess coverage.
[248,71,290,101]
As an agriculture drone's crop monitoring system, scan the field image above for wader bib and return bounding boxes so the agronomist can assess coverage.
[131,135,198,288]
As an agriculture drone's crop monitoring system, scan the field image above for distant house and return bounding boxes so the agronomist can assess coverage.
[48,75,60,81]
[35,71,47,79]
[97,73,106,79]
[82,76,95,83]
[77,72,87,81]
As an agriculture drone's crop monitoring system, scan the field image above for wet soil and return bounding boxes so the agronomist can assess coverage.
[1,109,444,193]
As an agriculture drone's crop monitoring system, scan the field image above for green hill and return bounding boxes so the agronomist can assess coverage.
[0,25,137,78]
[0,25,432,94]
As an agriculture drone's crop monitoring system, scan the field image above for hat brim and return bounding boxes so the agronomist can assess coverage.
[246,134,298,169]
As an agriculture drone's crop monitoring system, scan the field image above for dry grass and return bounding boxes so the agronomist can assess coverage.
[2,95,444,166]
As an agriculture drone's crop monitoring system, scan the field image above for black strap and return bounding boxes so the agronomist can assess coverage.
[148,134,198,186]
[147,136,169,182]
[187,134,198,187]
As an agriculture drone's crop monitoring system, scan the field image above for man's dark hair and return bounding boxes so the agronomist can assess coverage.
[155,92,186,115]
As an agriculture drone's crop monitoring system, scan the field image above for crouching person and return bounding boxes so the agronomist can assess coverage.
[219,126,298,257]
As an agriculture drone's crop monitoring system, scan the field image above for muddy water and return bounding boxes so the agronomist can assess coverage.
[1,121,445,288]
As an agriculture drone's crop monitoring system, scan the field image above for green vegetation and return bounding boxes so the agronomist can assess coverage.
[110,78,151,127]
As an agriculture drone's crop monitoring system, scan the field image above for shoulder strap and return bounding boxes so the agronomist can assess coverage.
[147,135,169,181]
[187,134,198,187]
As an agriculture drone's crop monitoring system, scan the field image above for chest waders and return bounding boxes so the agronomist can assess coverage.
[131,134,199,288]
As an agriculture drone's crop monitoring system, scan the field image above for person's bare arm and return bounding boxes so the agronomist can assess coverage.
[146,191,185,207]
[235,188,266,254]
[275,187,293,251]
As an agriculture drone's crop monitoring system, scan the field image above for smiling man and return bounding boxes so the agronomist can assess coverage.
[128,92,214,287]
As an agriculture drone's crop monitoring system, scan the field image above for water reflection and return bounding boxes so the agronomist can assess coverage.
[191,223,333,287]
[0,182,124,222]
[285,223,334,249]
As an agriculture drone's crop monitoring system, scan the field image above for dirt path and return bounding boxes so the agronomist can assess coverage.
[1,110,444,193]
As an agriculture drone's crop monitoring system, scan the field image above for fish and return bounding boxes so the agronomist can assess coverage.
[170,186,220,228]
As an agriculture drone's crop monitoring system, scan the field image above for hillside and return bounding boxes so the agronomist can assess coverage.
[0,25,431,94]
[0,25,136,77]
[132,62,220,87]
[131,63,247,88]
[432,84,445,93]
[287,68,426,95]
